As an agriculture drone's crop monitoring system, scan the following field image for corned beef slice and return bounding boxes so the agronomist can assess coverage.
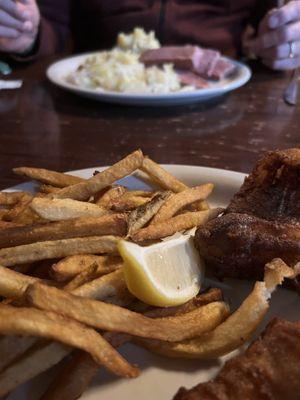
[177,71,209,89]
[141,45,237,80]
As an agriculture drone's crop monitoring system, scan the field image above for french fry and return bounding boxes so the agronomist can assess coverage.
[137,259,294,359]
[132,208,223,242]
[13,167,84,187]
[151,184,214,224]
[2,194,34,222]
[0,304,139,378]
[95,185,127,207]
[63,263,99,291]
[0,235,119,266]
[0,336,37,373]
[111,196,150,212]
[0,191,30,206]
[0,265,40,298]
[54,150,144,201]
[141,157,187,192]
[39,185,61,194]
[0,214,127,248]
[26,283,229,342]
[30,197,109,221]
[127,191,171,235]
[51,254,123,282]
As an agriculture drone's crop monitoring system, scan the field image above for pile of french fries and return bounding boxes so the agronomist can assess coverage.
[0,149,294,400]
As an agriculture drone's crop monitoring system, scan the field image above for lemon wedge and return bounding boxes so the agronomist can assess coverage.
[118,235,204,307]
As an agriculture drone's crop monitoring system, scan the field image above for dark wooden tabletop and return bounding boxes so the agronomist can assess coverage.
[0,57,299,190]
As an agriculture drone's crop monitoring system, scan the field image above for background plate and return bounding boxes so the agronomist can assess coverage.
[7,165,300,400]
[47,55,252,106]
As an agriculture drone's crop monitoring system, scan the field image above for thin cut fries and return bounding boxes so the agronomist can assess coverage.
[51,254,123,282]
[132,208,223,242]
[95,185,127,207]
[141,157,187,192]
[151,184,214,224]
[0,214,127,248]
[111,195,150,212]
[39,185,61,194]
[136,259,294,359]
[0,236,119,266]
[0,304,139,378]
[54,150,144,201]
[63,263,99,291]
[127,191,171,235]
[13,167,84,187]
[0,191,30,206]
[0,265,40,298]
[30,197,108,221]
[26,283,229,342]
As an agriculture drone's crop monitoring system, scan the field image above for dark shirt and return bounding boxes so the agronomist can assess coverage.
[37,0,276,58]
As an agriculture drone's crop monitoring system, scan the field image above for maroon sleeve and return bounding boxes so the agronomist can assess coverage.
[37,0,71,56]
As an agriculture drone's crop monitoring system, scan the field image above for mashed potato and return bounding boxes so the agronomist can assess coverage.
[67,28,184,94]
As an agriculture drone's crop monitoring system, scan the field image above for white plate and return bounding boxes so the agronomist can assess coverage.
[47,54,252,106]
[7,165,300,400]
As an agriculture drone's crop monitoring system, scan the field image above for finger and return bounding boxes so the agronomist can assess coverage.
[0,9,30,31]
[262,41,300,59]
[262,55,300,70]
[268,1,300,29]
[256,20,300,51]
[0,25,20,38]
[0,0,29,21]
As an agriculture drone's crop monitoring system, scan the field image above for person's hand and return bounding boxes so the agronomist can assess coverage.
[0,0,40,54]
[253,1,300,70]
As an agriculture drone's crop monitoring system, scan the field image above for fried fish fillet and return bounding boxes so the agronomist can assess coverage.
[195,149,300,281]
[174,318,300,400]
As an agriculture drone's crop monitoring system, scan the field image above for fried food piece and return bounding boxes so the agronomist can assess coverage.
[13,167,84,187]
[0,214,127,248]
[132,208,223,242]
[196,149,300,280]
[174,318,300,400]
[0,235,119,266]
[195,213,300,280]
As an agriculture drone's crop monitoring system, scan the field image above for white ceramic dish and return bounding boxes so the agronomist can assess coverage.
[47,55,252,106]
[6,165,300,400]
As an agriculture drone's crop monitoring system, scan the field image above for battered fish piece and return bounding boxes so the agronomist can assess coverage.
[195,149,300,281]
[174,318,300,400]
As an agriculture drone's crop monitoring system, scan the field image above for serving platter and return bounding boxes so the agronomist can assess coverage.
[47,55,252,106]
[6,165,300,400]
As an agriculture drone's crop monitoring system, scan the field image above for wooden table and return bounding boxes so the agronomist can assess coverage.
[0,58,299,190]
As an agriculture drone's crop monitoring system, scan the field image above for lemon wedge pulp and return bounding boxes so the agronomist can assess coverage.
[118,235,204,307]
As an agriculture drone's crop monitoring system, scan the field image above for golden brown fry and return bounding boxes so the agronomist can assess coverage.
[127,191,171,236]
[2,194,34,222]
[54,150,144,201]
[0,341,71,397]
[0,214,127,248]
[51,254,123,282]
[111,196,150,212]
[0,265,40,298]
[30,197,108,221]
[0,235,119,266]
[13,167,84,188]
[63,263,99,291]
[26,283,229,342]
[138,259,294,359]
[0,220,23,229]
[0,191,30,206]
[72,269,127,301]
[0,336,37,373]
[39,185,61,194]
[0,304,139,378]
[141,157,187,192]
[151,184,214,224]
[132,208,223,242]
[95,185,127,207]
